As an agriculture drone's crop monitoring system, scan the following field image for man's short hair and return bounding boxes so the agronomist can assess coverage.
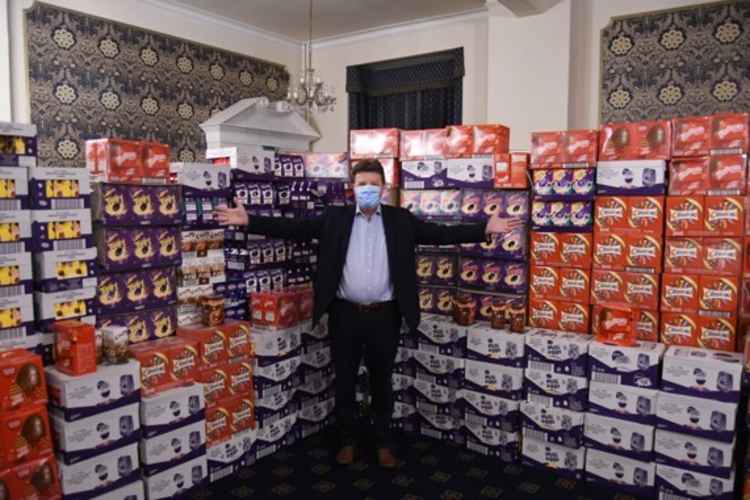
[351,159,385,184]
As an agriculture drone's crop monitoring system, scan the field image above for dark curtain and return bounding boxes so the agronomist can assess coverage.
[347,48,464,130]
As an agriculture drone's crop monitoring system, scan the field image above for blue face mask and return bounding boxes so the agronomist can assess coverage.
[354,185,381,209]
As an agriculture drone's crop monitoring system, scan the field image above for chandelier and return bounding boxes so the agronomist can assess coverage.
[286,0,336,113]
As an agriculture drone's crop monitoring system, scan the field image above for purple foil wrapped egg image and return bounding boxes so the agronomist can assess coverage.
[572,169,595,197]
[552,170,573,197]
[549,202,571,228]
[419,191,441,216]
[131,187,157,222]
[132,229,157,266]
[503,262,527,292]
[480,260,503,290]
[101,185,128,222]
[150,307,176,339]
[156,228,180,263]
[496,227,526,259]
[97,274,125,312]
[503,192,529,219]
[531,201,550,227]
[416,255,435,284]
[435,256,456,284]
[459,258,481,287]
[418,287,434,313]
[434,288,453,315]
[532,170,554,197]
[439,191,462,217]
[155,186,181,223]
[400,191,421,215]
[570,201,592,228]
[125,272,150,308]
[477,294,495,321]
[482,191,503,218]
[461,190,483,220]
[102,229,132,270]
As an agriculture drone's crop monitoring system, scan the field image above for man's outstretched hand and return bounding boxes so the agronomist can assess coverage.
[485,213,525,234]
[216,197,249,226]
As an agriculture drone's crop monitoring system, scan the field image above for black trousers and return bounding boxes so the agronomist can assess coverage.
[328,298,401,449]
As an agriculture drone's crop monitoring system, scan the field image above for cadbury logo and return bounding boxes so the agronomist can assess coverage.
[532,309,555,321]
[533,275,556,287]
[672,209,699,222]
[534,241,556,253]
[597,243,622,256]
[562,243,586,256]
[229,335,249,349]
[595,281,619,293]
[708,209,738,222]
[706,248,737,260]
[204,340,224,356]
[670,247,698,259]
[665,324,692,338]
[173,355,195,372]
[206,415,227,433]
[702,327,729,340]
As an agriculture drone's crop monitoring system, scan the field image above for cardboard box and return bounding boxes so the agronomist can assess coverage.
[52,320,96,376]
[206,427,255,482]
[96,226,181,272]
[141,142,171,181]
[463,423,520,461]
[530,129,598,166]
[588,340,665,389]
[0,210,32,254]
[472,124,510,155]
[672,112,749,156]
[252,354,302,400]
[588,380,657,426]
[349,128,400,158]
[463,360,523,400]
[584,412,654,462]
[494,152,529,189]
[196,365,230,406]
[0,452,61,499]
[704,195,744,236]
[140,384,205,438]
[528,298,559,330]
[129,337,200,396]
[33,247,97,293]
[412,379,457,415]
[531,168,595,199]
[142,454,207,499]
[654,429,734,479]
[599,120,672,161]
[207,146,274,179]
[656,463,735,500]
[97,305,178,344]
[531,200,593,232]
[86,138,144,183]
[521,437,585,479]
[416,411,462,445]
[0,251,32,296]
[661,274,700,312]
[251,323,301,360]
[51,402,140,465]
[0,348,46,411]
[585,448,655,495]
[0,402,52,468]
[524,368,588,411]
[661,346,743,403]
[666,196,704,236]
[34,286,96,327]
[401,160,447,189]
[656,391,737,443]
[400,128,448,160]
[97,267,176,315]
[92,183,182,226]
[596,160,667,195]
[670,155,747,196]
[445,158,496,189]
[176,325,229,367]
[412,350,464,388]
[465,323,525,368]
[530,232,593,269]
[593,230,663,272]
[249,290,299,328]
[416,314,466,356]
[140,418,206,476]
[0,166,29,210]
[520,400,584,448]
[445,125,473,157]
[591,306,659,342]
[59,441,140,498]
[28,167,90,211]
[456,389,520,431]
[524,329,591,377]
[591,270,660,310]
[0,293,33,338]
[171,163,231,191]
[0,121,37,167]
[95,479,144,500]
[595,196,665,233]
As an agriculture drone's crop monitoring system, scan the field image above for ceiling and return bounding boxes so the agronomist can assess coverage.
[170,0,487,42]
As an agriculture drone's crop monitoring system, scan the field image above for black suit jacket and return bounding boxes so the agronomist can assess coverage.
[246,205,487,331]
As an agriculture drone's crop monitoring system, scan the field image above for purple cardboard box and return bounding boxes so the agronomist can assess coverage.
[34,246,99,293]
[588,381,657,427]
[97,305,177,344]
[531,200,592,232]
[461,228,528,261]
[457,389,521,432]
[29,167,91,210]
[532,169,595,200]
[96,227,181,272]
[97,268,176,314]
[93,184,182,225]
[401,160,447,189]
[458,256,482,289]
[481,191,504,218]
[502,191,530,220]
[31,208,93,252]
[445,158,494,189]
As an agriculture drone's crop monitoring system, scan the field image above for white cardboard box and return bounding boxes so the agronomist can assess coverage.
[59,442,140,498]
[521,437,585,479]
[525,328,590,377]
[656,391,737,443]
[587,380,657,426]
[584,413,654,462]
[656,463,735,500]
[140,419,206,476]
[654,429,734,479]
[521,400,584,448]
[585,448,655,493]
[140,383,204,438]
[143,454,208,499]
[588,340,665,388]
[465,323,526,368]
[463,360,524,400]
[661,346,743,403]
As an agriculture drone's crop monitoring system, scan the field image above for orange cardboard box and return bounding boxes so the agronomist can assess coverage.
[250,290,299,328]
[592,306,658,342]
[528,299,559,329]
[52,320,97,376]
[0,452,61,500]
[141,141,171,181]
[472,124,510,155]
[494,152,529,189]
[703,237,743,276]
[661,312,700,348]
[196,365,230,406]
[595,196,664,233]
[0,350,47,412]
[664,238,703,274]
[559,268,591,304]
[594,196,628,230]
[176,326,229,367]
[666,196,704,236]
[223,394,256,433]
[591,270,659,310]
[0,403,53,468]
[560,232,593,269]
[593,230,662,272]
[530,232,560,266]
[529,265,559,298]
[558,301,591,334]
[129,337,200,396]
[661,273,700,312]
[704,195,744,236]
[591,270,626,307]
[599,120,671,161]
[699,314,737,352]
[225,358,254,397]
[699,275,739,313]
[205,403,231,446]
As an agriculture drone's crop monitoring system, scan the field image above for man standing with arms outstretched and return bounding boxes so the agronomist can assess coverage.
[216,159,522,468]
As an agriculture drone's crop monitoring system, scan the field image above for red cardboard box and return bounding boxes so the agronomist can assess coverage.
[494,152,529,189]
[672,115,712,157]
[530,131,562,166]
[530,232,560,266]
[711,112,749,154]
[176,325,229,367]
[563,129,599,166]
[225,321,253,359]
[445,125,474,157]
[591,270,659,310]
[196,365,230,406]
[740,278,750,316]
[705,195,744,236]
[558,300,591,334]
[704,237,743,276]
[661,312,700,348]
[664,238,703,274]
[699,275,739,313]
[86,138,144,183]
[675,113,750,156]
[666,196,705,236]
[0,403,52,468]
[559,268,591,304]
[661,273,700,312]
[223,394,256,433]
[599,120,671,161]
[593,230,662,272]
[400,129,448,160]
[129,337,200,396]
[669,155,747,195]
[0,350,47,411]
[225,358,254,397]
[142,141,171,181]
[698,314,737,352]
[529,265,559,298]
[669,157,708,195]
[349,128,400,159]
[595,196,664,234]
[250,290,299,328]
[472,124,510,155]
[592,306,658,342]
[528,299,558,329]
[0,452,61,500]
[529,231,593,269]
[52,320,97,376]
[205,403,231,446]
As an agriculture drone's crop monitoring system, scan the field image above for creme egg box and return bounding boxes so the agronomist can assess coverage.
[532,169,595,200]
[59,442,140,498]
[588,340,665,389]
[524,328,591,377]
[33,247,98,293]
[140,418,206,476]
[521,437,585,480]
[171,163,231,191]
[654,429,735,479]
[656,464,734,500]
[463,359,524,400]
[462,422,521,461]
[524,369,588,411]
[464,323,525,368]
[596,160,666,195]
[28,166,90,210]
[141,383,205,437]
[31,208,93,252]
[0,121,37,167]
[531,200,592,231]
[0,210,32,253]
[97,305,177,344]
[457,389,521,431]
[655,391,737,443]
[401,160,447,189]
[520,400,584,448]
[584,412,655,462]
[587,380,657,426]
[97,267,177,314]
[142,454,207,499]
[206,146,275,179]
[302,152,349,179]
[444,158,495,189]
[660,346,743,403]
[92,183,183,225]
[51,402,140,465]
[96,226,181,272]
[34,286,96,330]
[585,448,655,494]
[0,166,29,209]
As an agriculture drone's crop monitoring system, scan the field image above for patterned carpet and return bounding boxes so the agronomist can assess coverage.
[199,430,652,500]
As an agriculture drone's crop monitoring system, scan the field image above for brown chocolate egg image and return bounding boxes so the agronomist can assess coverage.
[17,363,41,395]
[0,480,8,500]
[22,414,46,446]
[647,125,666,148]
[612,127,629,150]
[30,463,54,492]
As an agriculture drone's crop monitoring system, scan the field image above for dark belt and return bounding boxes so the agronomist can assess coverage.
[337,298,397,313]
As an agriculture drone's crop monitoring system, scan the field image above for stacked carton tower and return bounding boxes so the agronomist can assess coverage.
[528,130,597,334]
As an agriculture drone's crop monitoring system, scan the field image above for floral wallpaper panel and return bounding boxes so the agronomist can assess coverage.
[26,2,290,166]
[600,1,750,124]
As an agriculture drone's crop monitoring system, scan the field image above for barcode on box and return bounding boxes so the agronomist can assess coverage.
[54,239,86,251]
[417,401,438,414]
[52,199,84,210]
[467,441,487,455]
[0,327,25,342]
[528,360,555,372]
[522,428,547,443]
[466,414,488,426]
[0,200,21,211]
[421,427,441,440]
[591,372,621,384]
[659,493,689,500]
[527,393,553,406]
[0,243,25,255]
[210,467,234,482]
[0,286,25,298]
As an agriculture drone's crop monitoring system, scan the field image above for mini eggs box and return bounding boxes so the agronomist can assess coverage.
[59,442,140,498]
[0,166,29,209]
[531,200,592,232]
[95,226,181,272]
[0,251,33,295]
[661,346,743,403]
[31,209,93,253]
[206,146,275,179]
[97,267,177,314]
[524,368,588,411]
[33,247,98,293]
[92,183,183,225]
[97,304,177,344]
[463,359,524,400]
[28,167,90,210]
[596,160,667,195]
[532,169,595,200]
[0,121,37,167]
[524,328,591,377]
[44,360,141,421]
[34,286,96,329]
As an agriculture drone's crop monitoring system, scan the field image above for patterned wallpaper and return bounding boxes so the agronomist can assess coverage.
[600,1,750,124]
[25,2,290,166]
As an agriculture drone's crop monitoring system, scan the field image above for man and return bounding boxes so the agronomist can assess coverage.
[216,159,522,468]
